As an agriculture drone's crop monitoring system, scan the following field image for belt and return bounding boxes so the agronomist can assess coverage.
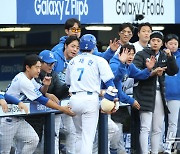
[72,91,93,95]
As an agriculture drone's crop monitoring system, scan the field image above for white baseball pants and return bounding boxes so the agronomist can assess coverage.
[164,100,180,152]
[69,92,99,154]
[0,117,39,154]
[139,90,164,154]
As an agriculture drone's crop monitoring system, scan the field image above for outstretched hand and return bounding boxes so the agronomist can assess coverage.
[146,56,156,71]
[118,48,129,63]
[109,38,120,52]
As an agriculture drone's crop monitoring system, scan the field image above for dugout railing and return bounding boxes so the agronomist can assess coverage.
[0,99,109,154]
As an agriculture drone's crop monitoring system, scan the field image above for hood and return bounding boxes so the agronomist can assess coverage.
[59,36,68,44]
[173,48,180,58]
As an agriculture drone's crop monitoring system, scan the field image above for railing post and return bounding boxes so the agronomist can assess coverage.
[44,112,55,154]
[98,112,108,154]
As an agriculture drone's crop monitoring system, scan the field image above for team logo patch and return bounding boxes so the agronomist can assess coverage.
[49,52,54,58]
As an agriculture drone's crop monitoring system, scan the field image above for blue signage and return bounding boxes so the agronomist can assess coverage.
[175,0,180,23]
[17,0,103,24]
[0,56,24,81]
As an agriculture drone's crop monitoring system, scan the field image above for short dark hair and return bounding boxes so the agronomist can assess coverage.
[23,54,41,72]
[64,36,80,51]
[137,22,152,32]
[119,44,136,55]
[64,18,81,30]
[165,34,179,43]
[118,23,134,33]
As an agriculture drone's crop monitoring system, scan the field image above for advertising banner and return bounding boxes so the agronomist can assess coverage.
[103,0,175,24]
[0,0,17,24]
[16,0,103,24]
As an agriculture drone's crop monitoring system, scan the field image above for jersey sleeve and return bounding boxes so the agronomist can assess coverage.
[0,94,4,99]
[97,57,114,83]
[92,47,115,61]
[20,79,42,101]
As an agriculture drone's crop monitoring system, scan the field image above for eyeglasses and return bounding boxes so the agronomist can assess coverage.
[120,30,132,36]
[70,27,81,33]
[45,62,55,66]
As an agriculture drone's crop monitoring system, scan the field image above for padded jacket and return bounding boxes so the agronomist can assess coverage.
[133,47,179,113]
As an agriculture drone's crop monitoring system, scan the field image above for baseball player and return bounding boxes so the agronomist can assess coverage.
[65,34,117,154]
[0,54,75,154]
[109,44,156,154]
[133,31,178,154]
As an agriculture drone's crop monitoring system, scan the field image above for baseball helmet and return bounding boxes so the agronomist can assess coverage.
[80,34,96,51]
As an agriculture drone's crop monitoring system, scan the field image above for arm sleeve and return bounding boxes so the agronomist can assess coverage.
[0,94,4,99]
[93,47,115,61]
[97,57,114,83]
[129,64,150,80]
[4,94,21,105]
[166,55,179,76]
[116,81,135,105]
[35,95,49,106]
[104,79,115,88]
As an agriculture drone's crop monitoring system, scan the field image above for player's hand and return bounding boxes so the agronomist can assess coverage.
[46,93,59,104]
[156,67,167,76]
[146,56,156,71]
[132,100,140,110]
[109,38,120,52]
[118,48,128,63]
[164,49,172,56]
[101,98,119,114]
[99,89,106,97]
[18,102,29,114]
[42,76,52,86]
[0,99,8,113]
[151,67,167,76]
[60,106,75,116]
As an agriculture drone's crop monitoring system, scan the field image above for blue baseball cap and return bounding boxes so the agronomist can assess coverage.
[39,50,57,63]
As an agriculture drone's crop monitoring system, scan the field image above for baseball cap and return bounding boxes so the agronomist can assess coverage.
[150,31,164,41]
[39,50,57,63]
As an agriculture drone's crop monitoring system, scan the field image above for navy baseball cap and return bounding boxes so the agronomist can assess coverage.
[39,50,57,63]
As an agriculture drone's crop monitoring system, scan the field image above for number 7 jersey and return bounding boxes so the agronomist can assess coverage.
[65,53,114,94]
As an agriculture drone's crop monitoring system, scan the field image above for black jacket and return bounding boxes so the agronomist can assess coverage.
[133,47,179,113]
[36,70,69,100]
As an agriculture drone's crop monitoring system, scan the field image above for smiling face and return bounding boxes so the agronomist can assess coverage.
[64,40,80,60]
[26,61,41,79]
[118,27,133,45]
[165,38,179,53]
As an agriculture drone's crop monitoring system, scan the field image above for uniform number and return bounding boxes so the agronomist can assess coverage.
[77,68,84,81]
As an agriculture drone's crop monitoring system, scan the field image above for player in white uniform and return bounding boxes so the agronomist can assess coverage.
[0,54,75,154]
[65,34,117,154]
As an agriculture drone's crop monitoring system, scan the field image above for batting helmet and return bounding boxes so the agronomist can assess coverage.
[80,34,96,51]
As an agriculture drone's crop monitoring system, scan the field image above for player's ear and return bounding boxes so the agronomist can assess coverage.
[65,29,69,35]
